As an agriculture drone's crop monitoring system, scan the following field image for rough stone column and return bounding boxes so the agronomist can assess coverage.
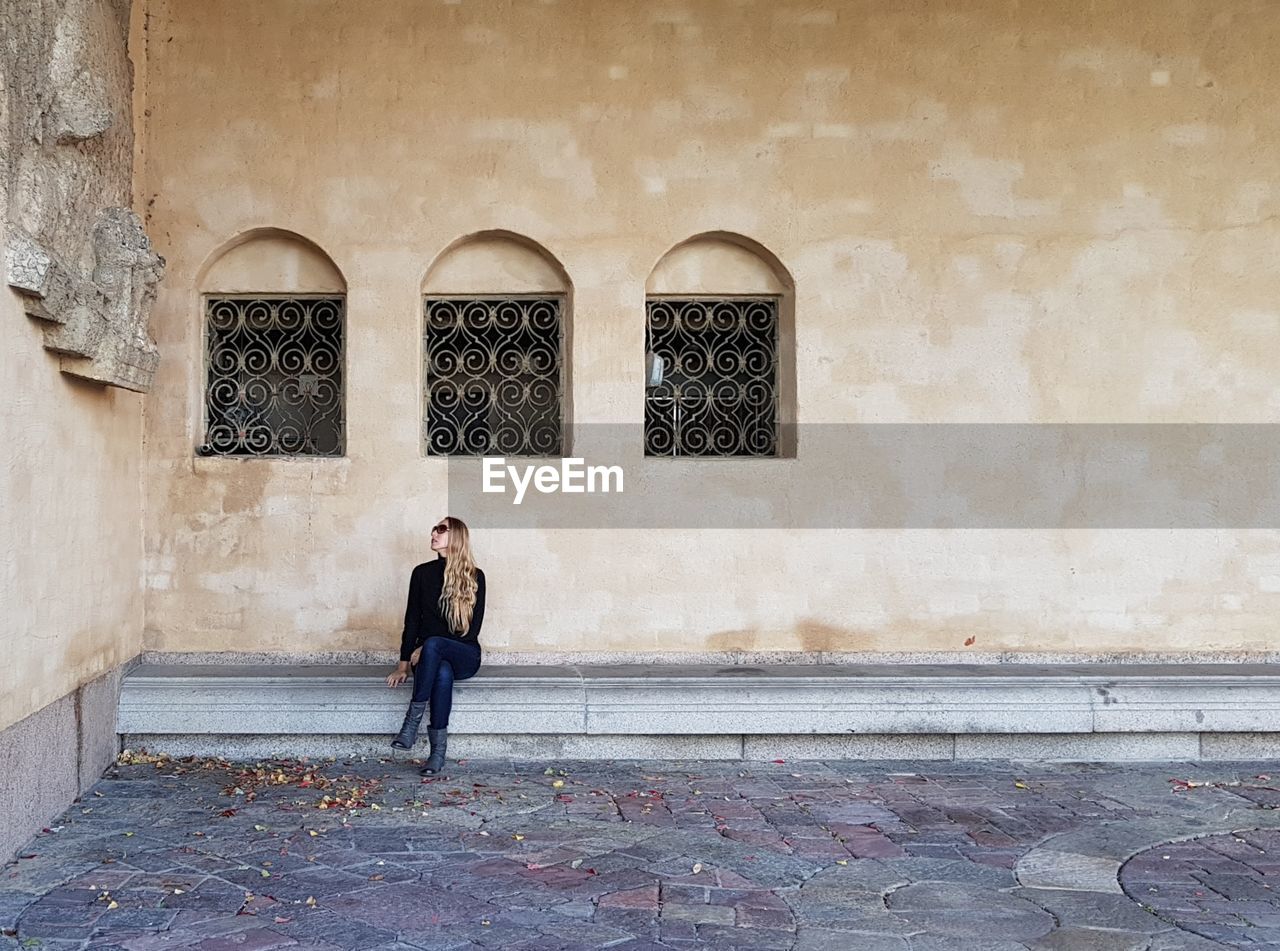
[2,0,165,392]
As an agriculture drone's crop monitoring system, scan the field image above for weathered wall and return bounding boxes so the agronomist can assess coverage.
[139,0,1280,656]
[0,0,144,735]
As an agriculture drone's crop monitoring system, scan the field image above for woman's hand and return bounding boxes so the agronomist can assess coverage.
[385,662,410,688]
[409,646,422,666]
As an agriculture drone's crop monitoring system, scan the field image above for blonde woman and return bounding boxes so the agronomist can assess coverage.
[386,516,485,774]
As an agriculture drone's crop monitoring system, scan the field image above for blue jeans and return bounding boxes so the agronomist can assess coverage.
[410,636,481,729]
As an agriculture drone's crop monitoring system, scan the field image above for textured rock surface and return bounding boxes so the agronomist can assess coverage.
[1,0,164,391]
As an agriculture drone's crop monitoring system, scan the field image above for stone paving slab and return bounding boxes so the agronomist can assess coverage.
[7,754,1280,948]
[1122,826,1280,948]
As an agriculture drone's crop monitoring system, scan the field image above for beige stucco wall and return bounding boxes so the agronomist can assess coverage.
[139,0,1280,657]
[0,237,144,733]
[0,0,145,733]
[0,226,142,739]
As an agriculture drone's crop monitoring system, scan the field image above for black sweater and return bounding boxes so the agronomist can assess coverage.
[399,557,485,662]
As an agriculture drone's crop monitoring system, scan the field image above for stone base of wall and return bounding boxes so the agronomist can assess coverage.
[120,731,1276,764]
[0,666,126,864]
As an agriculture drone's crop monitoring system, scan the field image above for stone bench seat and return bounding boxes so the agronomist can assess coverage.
[117,662,1280,762]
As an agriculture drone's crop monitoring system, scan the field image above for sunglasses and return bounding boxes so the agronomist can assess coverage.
[431,523,450,534]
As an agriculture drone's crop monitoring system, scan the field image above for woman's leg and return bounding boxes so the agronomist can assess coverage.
[410,637,445,703]
[428,661,455,730]
[411,639,480,703]
[413,637,480,774]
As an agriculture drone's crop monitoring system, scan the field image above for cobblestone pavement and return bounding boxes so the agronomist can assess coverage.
[5,754,1280,950]
[1122,828,1280,948]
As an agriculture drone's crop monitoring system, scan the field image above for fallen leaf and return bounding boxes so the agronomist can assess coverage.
[368,874,384,881]
[551,779,565,788]
[1014,781,1027,789]
[274,916,292,924]
[513,834,525,841]
[305,896,316,906]
[692,863,703,874]
[106,901,118,910]
[964,636,977,646]
[571,858,583,869]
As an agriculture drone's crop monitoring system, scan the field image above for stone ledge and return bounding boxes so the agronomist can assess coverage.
[140,650,1280,666]
[118,663,1280,745]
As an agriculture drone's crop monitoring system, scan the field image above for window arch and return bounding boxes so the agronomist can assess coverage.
[198,229,347,457]
[645,233,795,458]
[422,231,571,457]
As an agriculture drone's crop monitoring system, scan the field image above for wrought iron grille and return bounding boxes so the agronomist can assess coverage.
[202,296,345,457]
[424,297,564,456]
[645,297,779,457]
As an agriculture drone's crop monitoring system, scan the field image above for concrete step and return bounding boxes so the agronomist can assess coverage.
[116,662,1280,761]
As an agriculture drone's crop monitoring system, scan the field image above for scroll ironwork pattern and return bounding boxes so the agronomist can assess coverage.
[202,296,345,456]
[645,297,778,457]
[424,297,563,456]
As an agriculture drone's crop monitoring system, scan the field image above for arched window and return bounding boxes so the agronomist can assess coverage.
[645,233,795,457]
[198,230,346,457]
[422,231,571,457]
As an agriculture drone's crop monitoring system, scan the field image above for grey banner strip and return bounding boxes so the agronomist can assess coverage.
[445,424,1280,528]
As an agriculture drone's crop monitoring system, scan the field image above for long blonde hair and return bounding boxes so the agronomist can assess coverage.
[439,516,479,634]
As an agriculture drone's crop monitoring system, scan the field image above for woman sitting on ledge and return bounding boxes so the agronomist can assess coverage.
[385,515,485,775]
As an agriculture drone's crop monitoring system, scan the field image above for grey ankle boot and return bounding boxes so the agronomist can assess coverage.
[419,727,448,774]
[391,701,427,749]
